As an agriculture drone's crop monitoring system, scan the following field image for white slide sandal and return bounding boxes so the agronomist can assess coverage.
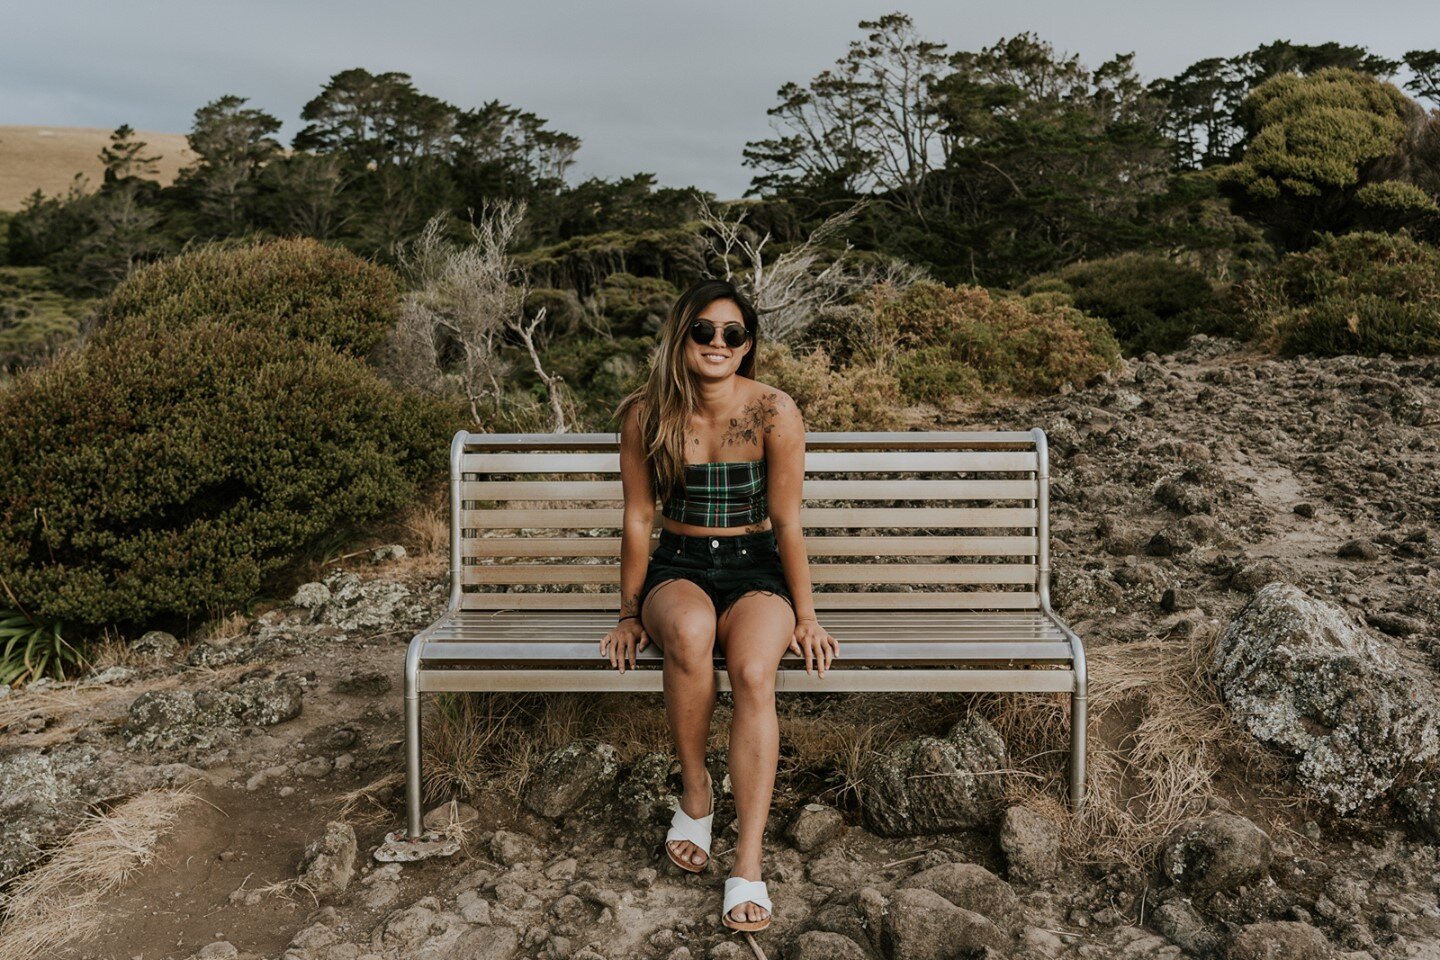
[663,776,713,873]
[721,875,773,932]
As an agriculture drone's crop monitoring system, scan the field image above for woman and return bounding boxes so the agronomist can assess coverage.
[600,279,840,933]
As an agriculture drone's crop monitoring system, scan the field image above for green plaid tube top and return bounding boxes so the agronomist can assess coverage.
[661,458,768,527]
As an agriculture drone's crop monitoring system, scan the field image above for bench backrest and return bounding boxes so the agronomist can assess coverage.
[449,429,1052,613]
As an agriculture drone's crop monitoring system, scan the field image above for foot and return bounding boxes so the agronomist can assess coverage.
[666,769,713,870]
[726,869,771,926]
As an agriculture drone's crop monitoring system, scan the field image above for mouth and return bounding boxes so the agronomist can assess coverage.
[702,352,729,364]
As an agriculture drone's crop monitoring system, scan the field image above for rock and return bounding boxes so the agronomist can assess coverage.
[616,752,675,825]
[1227,558,1294,594]
[82,665,137,686]
[998,806,1061,883]
[297,821,357,897]
[786,930,869,960]
[1160,587,1196,612]
[454,925,520,959]
[294,755,334,779]
[1223,921,1332,959]
[456,888,492,924]
[123,671,305,752]
[881,887,1009,960]
[1336,538,1379,560]
[1397,777,1440,840]
[423,801,479,831]
[491,828,540,865]
[860,714,1007,836]
[134,630,180,658]
[372,544,408,562]
[1212,582,1440,813]
[1152,899,1223,957]
[522,741,619,818]
[308,569,431,632]
[1160,813,1272,897]
[898,862,1024,934]
[787,803,846,853]
[192,942,239,959]
[292,582,331,609]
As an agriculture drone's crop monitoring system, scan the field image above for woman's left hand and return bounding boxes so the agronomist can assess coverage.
[788,616,839,677]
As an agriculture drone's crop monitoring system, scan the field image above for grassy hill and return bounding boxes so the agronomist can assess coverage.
[0,125,195,211]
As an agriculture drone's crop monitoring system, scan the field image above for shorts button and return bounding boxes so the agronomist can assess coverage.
[711,539,719,547]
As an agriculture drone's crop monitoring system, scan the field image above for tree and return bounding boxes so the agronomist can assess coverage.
[1217,67,1439,249]
[177,94,284,234]
[99,124,161,185]
[743,12,952,217]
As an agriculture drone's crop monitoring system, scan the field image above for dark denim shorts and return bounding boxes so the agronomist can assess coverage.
[639,527,795,621]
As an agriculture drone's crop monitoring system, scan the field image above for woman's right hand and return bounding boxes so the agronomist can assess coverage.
[599,617,651,674]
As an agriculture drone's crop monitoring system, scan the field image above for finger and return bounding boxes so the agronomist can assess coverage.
[804,640,814,675]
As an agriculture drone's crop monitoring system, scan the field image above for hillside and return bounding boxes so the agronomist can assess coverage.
[0,125,195,210]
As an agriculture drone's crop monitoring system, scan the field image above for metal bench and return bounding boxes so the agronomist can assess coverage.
[400,428,1088,842]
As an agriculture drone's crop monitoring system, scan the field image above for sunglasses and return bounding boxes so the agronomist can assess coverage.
[688,319,751,349]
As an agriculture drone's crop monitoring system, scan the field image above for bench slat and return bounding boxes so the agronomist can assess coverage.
[458,535,1040,558]
[457,591,1042,610]
[461,506,1039,529]
[462,450,1038,474]
[462,478,1039,501]
[421,610,1064,637]
[420,641,1072,664]
[417,668,1076,694]
[459,562,1039,586]
[461,430,1040,451]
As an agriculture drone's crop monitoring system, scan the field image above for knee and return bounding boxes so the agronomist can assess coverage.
[727,660,776,702]
[665,621,715,674]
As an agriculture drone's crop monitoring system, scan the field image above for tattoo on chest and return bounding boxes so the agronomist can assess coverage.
[723,392,779,449]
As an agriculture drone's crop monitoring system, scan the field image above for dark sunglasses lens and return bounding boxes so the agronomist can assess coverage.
[689,320,749,348]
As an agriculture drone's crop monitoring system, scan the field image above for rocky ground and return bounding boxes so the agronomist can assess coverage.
[2,334,1439,960]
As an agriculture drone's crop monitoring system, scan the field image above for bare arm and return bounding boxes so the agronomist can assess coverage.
[617,401,657,622]
[762,389,816,623]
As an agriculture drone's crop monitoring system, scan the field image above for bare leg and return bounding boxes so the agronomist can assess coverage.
[644,577,719,869]
[717,590,795,924]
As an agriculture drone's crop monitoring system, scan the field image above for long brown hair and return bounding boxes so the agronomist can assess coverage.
[614,279,761,501]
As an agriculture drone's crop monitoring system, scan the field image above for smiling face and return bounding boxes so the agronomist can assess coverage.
[683,298,752,380]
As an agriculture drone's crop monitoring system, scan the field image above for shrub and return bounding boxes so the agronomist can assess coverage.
[0,318,452,632]
[94,236,402,357]
[1021,253,1224,355]
[1236,231,1440,356]
[858,281,1122,397]
[0,266,89,374]
[756,341,906,431]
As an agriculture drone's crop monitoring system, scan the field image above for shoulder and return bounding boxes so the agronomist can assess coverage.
[746,379,801,428]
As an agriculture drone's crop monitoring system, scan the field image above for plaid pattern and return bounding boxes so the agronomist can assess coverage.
[661,458,768,527]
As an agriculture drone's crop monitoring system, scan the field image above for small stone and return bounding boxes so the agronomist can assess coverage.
[998,806,1061,884]
[423,801,479,831]
[296,821,357,897]
[134,630,180,658]
[1161,813,1272,897]
[194,941,238,958]
[294,756,334,779]
[1293,502,1316,518]
[786,803,846,853]
[491,828,540,866]
[1337,538,1379,560]
[634,867,657,888]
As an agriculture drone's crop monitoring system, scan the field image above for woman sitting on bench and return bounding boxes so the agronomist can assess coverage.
[600,278,840,934]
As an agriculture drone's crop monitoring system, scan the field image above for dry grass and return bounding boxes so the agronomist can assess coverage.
[0,786,204,960]
[0,125,196,212]
[982,619,1305,866]
[418,619,1296,869]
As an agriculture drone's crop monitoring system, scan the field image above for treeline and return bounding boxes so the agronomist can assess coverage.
[4,16,1440,301]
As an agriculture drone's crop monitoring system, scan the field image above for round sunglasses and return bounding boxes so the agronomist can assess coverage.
[688,319,751,349]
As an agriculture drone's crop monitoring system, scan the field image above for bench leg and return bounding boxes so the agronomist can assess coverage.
[405,653,424,840]
[1069,686,1087,807]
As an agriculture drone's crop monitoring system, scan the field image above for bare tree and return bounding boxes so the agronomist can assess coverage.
[386,201,574,430]
[695,193,929,342]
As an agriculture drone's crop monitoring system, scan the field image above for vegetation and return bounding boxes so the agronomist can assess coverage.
[1237,230,1440,356]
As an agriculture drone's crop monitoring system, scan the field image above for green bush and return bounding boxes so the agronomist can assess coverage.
[892,345,983,405]
[858,281,1122,397]
[758,342,906,431]
[1237,231,1440,356]
[1020,253,1226,355]
[94,236,402,357]
[0,266,90,374]
[0,318,452,632]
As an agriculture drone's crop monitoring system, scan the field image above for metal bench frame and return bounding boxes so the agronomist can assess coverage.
[402,428,1087,840]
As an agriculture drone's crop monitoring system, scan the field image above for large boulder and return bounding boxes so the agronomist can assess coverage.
[898,862,1024,935]
[861,714,1007,836]
[1212,582,1440,813]
[1160,813,1272,897]
[521,741,619,818]
[881,888,1009,960]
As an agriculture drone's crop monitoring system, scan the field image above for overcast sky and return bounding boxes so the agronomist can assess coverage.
[5,1,1439,199]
